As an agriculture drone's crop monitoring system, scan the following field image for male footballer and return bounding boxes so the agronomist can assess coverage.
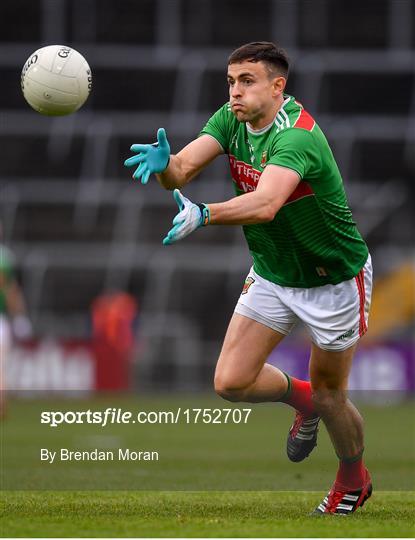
[124,42,373,515]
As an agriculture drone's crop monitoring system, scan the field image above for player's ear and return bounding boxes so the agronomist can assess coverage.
[272,76,286,97]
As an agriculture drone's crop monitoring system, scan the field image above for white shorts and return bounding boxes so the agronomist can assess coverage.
[234,255,373,351]
[0,315,12,390]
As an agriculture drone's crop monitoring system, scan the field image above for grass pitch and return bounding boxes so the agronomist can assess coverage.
[1,395,414,537]
[2,490,414,537]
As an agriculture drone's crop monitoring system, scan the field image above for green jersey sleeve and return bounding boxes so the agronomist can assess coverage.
[0,244,15,282]
[199,103,235,153]
[267,128,322,179]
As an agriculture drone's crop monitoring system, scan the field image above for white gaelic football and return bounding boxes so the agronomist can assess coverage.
[21,45,92,116]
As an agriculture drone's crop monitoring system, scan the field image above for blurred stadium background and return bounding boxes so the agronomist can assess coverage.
[0,0,414,395]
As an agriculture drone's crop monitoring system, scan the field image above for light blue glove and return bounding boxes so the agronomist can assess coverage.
[163,189,210,245]
[124,128,170,184]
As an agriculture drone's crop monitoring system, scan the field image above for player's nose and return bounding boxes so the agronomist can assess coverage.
[230,83,242,97]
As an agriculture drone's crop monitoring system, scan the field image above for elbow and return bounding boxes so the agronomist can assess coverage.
[259,203,278,223]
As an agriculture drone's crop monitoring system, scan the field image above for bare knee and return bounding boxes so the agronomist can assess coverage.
[311,388,347,417]
[214,375,248,402]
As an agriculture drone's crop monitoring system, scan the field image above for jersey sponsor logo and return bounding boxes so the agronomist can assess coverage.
[229,153,315,204]
[229,154,261,192]
[242,276,255,294]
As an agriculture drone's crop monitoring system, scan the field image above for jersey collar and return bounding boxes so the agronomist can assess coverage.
[246,95,293,136]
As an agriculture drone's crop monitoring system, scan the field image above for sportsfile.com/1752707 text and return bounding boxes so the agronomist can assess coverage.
[40,407,253,428]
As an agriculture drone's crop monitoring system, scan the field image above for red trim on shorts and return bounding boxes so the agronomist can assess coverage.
[355,268,367,336]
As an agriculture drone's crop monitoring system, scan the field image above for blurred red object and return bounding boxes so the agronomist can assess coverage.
[91,291,138,390]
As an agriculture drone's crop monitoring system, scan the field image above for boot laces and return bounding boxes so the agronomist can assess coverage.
[290,411,304,439]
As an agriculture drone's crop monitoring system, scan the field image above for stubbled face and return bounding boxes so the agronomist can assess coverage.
[227,60,285,129]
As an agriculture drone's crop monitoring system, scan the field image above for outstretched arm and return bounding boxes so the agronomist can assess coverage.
[124,129,223,189]
[156,135,223,190]
[208,165,300,224]
[163,165,301,244]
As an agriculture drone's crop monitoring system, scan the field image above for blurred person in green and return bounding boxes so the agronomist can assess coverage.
[0,229,32,418]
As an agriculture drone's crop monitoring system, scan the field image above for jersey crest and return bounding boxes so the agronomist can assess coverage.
[260,150,267,168]
[242,276,255,294]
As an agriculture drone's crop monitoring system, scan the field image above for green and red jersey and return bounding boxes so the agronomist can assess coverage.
[200,94,368,288]
[0,244,14,314]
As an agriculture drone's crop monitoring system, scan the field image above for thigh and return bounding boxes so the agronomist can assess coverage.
[291,256,373,352]
[235,267,299,335]
[309,342,357,391]
[215,312,286,387]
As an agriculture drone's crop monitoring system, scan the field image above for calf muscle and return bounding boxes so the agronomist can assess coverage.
[310,344,364,459]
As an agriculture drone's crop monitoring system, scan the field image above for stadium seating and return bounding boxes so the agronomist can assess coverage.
[0,0,413,387]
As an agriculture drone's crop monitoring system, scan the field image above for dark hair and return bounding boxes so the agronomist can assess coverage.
[228,41,289,79]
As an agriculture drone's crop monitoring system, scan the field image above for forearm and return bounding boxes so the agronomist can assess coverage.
[208,191,281,225]
[156,136,222,190]
[155,155,191,190]
[162,165,300,245]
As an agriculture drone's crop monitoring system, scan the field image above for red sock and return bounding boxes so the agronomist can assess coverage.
[335,455,366,491]
[278,374,315,417]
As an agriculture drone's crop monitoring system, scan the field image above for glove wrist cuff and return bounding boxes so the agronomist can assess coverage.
[163,156,170,172]
[197,203,210,226]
